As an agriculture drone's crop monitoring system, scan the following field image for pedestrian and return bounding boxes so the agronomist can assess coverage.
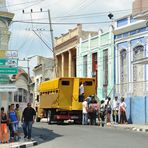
[99,100,106,127]
[105,97,112,126]
[79,82,85,102]
[7,105,14,142]
[88,97,99,125]
[119,97,128,124]
[112,96,119,124]
[0,107,9,143]
[21,103,36,140]
[82,98,88,125]
[15,104,21,127]
[8,104,19,141]
[15,104,21,138]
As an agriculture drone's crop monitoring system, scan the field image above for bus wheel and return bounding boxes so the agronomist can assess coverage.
[47,110,52,124]
[36,117,41,122]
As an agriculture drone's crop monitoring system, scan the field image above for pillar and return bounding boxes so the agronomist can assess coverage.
[61,53,64,77]
[68,50,72,77]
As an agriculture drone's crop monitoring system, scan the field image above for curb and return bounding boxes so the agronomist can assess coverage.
[113,125,148,133]
[10,141,38,148]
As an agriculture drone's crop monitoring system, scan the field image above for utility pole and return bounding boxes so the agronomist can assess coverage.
[48,9,57,77]
[27,59,30,100]
[22,9,57,77]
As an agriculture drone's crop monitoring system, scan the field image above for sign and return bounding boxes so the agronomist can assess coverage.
[0,85,17,92]
[0,75,9,83]
[0,58,18,67]
[0,67,18,74]
[0,50,18,58]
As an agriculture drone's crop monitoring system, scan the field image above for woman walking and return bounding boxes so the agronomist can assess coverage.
[0,107,9,143]
[120,97,128,124]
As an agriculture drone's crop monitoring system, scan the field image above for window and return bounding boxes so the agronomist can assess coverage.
[61,81,70,85]
[14,92,18,102]
[92,53,98,77]
[85,81,92,86]
[19,89,22,102]
[117,18,128,27]
[103,49,108,85]
[83,55,87,77]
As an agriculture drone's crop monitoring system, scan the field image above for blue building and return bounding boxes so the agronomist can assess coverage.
[114,15,148,124]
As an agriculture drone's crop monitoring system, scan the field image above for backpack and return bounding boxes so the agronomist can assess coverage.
[100,105,106,116]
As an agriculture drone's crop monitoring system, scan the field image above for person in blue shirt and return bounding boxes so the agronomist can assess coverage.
[8,104,19,141]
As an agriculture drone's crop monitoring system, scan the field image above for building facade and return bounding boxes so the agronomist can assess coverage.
[77,27,114,99]
[132,0,148,17]
[114,15,148,124]
[55,24,97,77]
[0,1,14,110]
[32,56,54,108]
[10,69,30,111]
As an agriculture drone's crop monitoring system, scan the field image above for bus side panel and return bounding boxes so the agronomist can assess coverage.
[40,93,59,109]
[72,78,82,110]
[58,78,73,110]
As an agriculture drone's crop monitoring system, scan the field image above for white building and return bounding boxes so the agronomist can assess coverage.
[32,56,54,108]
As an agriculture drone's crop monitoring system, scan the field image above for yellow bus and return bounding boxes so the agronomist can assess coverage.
[37,77,96,124]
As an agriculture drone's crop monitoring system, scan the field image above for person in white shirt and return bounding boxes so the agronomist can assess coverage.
[112,96,119,124]
[119,97,128,124]
[82,98,88,125]
[79,82,85,102]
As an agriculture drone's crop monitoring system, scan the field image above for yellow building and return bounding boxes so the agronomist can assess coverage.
[132,0,148,18]
[55,24,97,77]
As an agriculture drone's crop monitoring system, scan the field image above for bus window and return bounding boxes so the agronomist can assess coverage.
[61,81,70,85]
[85,81,93,86]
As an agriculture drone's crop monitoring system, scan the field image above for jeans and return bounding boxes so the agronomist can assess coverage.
[112,110,119,123]
[82,113,88,125]
[23,121,33,139]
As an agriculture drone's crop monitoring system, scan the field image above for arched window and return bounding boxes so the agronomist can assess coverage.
[120,49,127,96]
[120,49,127,83]
[133,45,144,96]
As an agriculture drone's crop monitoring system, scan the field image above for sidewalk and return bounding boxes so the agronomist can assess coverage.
[112,123,148,132]
[0,133,38,148]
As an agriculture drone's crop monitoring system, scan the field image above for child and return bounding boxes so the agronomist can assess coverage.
[0,107,9,143]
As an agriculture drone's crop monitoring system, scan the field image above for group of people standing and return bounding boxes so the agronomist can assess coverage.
[82,95,128,126]
[0,103,36,144]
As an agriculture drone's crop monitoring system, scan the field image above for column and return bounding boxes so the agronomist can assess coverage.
[68,50,72,77]
[61,53,64,77]
[128,41,131,93]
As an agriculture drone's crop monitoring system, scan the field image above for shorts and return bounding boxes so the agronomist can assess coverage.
[12,123,18,133]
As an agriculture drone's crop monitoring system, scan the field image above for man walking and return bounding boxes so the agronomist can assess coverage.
[112,96,119,124]
[22,103,36,140]
[82,98,88,125]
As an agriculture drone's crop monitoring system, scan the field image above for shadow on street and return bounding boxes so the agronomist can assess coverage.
[31,124,62,145]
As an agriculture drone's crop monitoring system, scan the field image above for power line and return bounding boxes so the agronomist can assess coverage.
[6,0,41,8]
[12,20,112,25]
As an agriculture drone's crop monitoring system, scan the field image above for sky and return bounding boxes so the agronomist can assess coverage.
[4,0,133,74]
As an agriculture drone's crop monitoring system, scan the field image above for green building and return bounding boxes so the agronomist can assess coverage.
[76,27,114,99]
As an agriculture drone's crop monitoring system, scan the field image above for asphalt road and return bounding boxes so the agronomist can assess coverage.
[32,122,148,148]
